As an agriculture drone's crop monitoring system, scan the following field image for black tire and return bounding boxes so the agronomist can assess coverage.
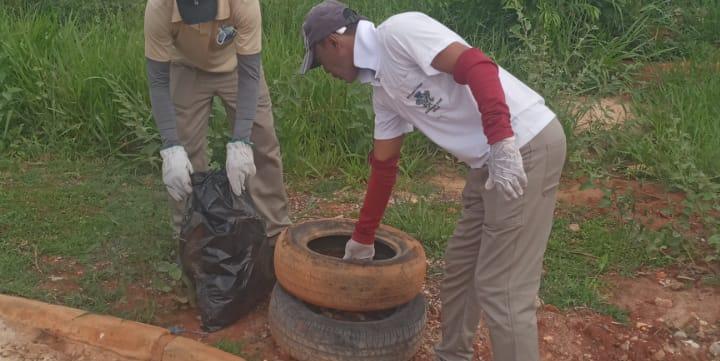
[268,284,427,361]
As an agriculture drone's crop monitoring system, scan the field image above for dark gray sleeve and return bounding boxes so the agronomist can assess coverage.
[146,58,180,147]
[232,53,262,141]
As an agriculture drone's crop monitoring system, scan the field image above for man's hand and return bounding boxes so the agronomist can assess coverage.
[485,136,528,200]
[342,238,375,261]
[160,146,194,202]
[226,141,256,196]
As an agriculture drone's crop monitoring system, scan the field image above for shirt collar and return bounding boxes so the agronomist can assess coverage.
[353,20,380,85]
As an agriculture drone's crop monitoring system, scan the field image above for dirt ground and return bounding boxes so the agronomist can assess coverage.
[140,173,720,361]
[572,96,634,131]
[142,268,720,361]
[31,170,720,361]
[0,318,134,361]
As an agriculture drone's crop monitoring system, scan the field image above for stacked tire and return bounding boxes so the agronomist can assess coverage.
[270,218,428,361]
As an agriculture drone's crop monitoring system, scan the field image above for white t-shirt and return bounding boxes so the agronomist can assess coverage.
[363,13,556,168]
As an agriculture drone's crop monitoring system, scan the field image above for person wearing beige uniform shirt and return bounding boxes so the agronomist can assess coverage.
[144,0,291,243]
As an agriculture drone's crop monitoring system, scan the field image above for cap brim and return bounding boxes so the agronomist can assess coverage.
[299,47,319,75]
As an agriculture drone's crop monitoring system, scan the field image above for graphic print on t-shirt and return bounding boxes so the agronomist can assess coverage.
[406,82,443,114]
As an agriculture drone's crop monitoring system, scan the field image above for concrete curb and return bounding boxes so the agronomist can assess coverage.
[0,294,246,361]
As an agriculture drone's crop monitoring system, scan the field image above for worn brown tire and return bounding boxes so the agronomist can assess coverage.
[274,218,426,312]
[269,284,427,361]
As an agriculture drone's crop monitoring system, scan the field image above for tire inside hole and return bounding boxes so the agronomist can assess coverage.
[307,236,397,260]
[304,302,398,322]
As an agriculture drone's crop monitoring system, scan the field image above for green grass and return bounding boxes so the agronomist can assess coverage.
[0,1,447,182]
[383,199,460,259]
[378,194,682,321]
[1,0,706,182]
[673,0,720,52]
[0,12,152,162]
[382,195,674,320]
[214,338,262,361]
[566,45,720,259]
[541,216,667,321]
[611,48,720,191]
[0,158,172,313]
[1,0,720,325]
[214,339,246,357]
[0,155,711,322]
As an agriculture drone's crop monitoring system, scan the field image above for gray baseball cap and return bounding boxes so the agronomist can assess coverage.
[300,0,364,74]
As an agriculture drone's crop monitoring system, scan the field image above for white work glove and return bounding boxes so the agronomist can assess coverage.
[342,238,375,261]
[226,141,256,196]
[159,145,194,202]
[485,136,528,200]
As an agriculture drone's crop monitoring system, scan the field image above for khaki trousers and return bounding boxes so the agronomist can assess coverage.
[168,62,291,238]
[435,118,566,361]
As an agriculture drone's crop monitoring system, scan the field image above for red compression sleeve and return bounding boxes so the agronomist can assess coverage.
[351,153,400,244]
[453,48,513,144]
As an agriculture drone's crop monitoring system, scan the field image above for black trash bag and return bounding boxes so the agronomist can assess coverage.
[179,170,275,332]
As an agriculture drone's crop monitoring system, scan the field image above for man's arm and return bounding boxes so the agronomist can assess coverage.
[146,59,180,147]
[431,42,513,144]
[429,42,467,73]
[144,2,193,201]
[350,136,404,244]
[225,55,261,196]
[232,54,261,141]
[144,0,178,147]
[231,0,263,141]
[432,42,527,199]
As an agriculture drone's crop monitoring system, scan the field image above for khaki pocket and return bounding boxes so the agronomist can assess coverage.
[483,170,525,228]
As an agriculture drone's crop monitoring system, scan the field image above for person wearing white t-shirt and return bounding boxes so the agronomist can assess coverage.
[300,1,567,360]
